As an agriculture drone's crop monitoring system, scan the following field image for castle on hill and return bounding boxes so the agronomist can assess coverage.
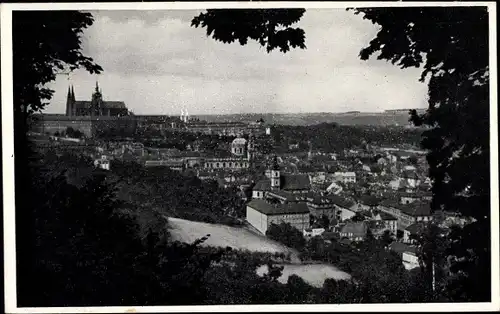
[66,82,130,117]
[30,83,136,138]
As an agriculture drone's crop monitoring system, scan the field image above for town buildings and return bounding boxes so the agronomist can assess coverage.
[339,222,368,242]
[65,83,129,117]
[30,84,136,138]
[389,242,420,270]
[333,171,357,184]
[246,199,310,234]
[378,199,433,230]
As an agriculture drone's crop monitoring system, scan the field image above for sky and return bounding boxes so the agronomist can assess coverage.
[45,9,429,115]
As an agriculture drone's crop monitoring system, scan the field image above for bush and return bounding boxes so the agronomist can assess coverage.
[266,222,306,252]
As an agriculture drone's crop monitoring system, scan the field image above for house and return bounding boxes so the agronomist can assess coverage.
[362,164,372,172]
[358,195,381,211]
[339,222,368,242]
[305,193,337,220]
[401,170,421,188]
[403,222,428,243]
[327,195,357,222]
[265,189,302,204]
[252,157,312,199]
[144,160,184,171]
[400,201,433,224]
[325,181,343,194]
[378,200,433,230]
[252,180,270,199]
[303,228,326,238]
[403,165,417,171]
[373,211,398,235]
[389,242,420,270]
[367,220,389,238]
[400,190,433,204]
[393,151,413,161]
[94,155,110,170]
[246,199,310,234]
[333,171,356,184]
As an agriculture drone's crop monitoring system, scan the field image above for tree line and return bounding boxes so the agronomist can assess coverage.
[13,7,491,304]
[271,123,423,153]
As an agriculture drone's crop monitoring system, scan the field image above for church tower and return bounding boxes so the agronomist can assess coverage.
[91,81,103,116]
[270,155,281,190]
[247,135,254,161]
[65,86,72,116]
[71,85,76,116]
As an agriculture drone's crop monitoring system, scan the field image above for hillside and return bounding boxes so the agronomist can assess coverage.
[194,110,425,126]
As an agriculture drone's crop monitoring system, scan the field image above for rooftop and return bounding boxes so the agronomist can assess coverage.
[389,242,417,255]
[399,201,432,217]
[378,211,398,220]
[74,100,127,109]
[281,173,312,191]
[253,179,271,191]
[340,222,368,237]
[359,194,381,206]
[266,190,300,202]
[247,199,310,216]
[327,194,356,209]
[405,222,428,235]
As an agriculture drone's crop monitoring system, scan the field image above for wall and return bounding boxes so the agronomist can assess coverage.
[30,115,137,138]
[31,117,93,137]
[267,213,310,232]
[246,206,268,234]
[309,204,336,219]
[402,252,419,270]
[204,159,249,169]
[336,205,356,221]
[252,190,265,199]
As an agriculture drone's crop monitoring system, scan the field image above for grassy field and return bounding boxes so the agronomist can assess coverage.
[256,264,351,288]
[167,217,299,259]
[167,217,351,287]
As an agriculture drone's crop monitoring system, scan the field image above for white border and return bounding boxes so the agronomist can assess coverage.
[1,2,499,313]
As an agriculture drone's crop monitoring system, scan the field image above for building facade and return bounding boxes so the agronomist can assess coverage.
[30,83,135,138]
[66,83,129,117]
[333,171,356,184]
[246,199,310,234]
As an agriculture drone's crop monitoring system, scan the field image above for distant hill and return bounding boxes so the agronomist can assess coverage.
[194,110,425,127]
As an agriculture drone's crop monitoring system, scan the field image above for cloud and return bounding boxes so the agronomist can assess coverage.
[45,9,428,115]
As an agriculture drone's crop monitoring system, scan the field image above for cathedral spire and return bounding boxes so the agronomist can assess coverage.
[66,86,72,116]
[71,85,75,102]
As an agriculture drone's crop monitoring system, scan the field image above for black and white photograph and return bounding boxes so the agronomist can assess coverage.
[1,1,498,312]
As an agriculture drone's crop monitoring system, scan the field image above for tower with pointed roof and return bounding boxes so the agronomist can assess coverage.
[91,81,103,116]
[65,86,72,116]
[64,82,128,117]
[270,155,281,190]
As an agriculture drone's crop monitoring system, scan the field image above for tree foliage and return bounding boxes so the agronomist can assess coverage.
[353,6,491,302]
[13,11,102,119]
[191,9,306,53]
[353,6,489,220]
[266,222,306,252]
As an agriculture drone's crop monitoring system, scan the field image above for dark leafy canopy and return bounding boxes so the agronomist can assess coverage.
[191,9,306,53]
[352,7,490,220]
[13,11,102,118]
[352,7,491,302]
[266,222,306,252]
